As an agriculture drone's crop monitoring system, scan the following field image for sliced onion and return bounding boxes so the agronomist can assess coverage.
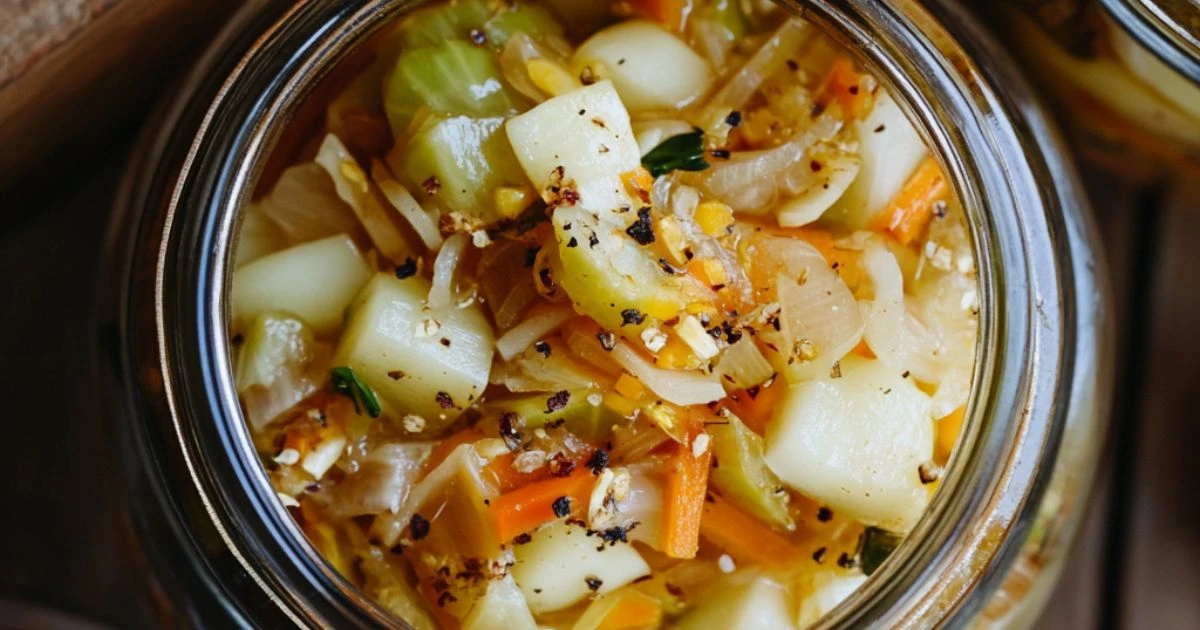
[499,32,573,103]
[494,278,540,330]
[611,342,725,406]
[371,161,445,251]
[714,338,775,391]
[753,237,863,383]
[493,342,610,392]
[862,239,946,382]
[241,373,319,431]
[260,162,360,245]
[633,119,696,157]
[428,231,468,309]
[562,319,623,376]
[776,150,860,227]
[390,444,490,543]
[700,114,842,212]
[495,304,575,360]
[235,203,285,269]
[323,443,431,519]
[616,470,664,549]
[699,19,810,123]
[315,133,414,263]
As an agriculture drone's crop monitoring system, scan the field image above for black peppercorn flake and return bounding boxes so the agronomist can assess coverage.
[525,246,540,267]
[567,236,579,248]
[596,331,616,350]
[546,390,571,413]
[534,340,552,358]
[625,207,656,245]
[551,496,572,518]
[436,391,455,409]
[394,257,418,279]
[586,449,609,475]
[812,547,827,563]
[725,110,742,127]
[585,576,603,591]
[513,532,533,545]
[620,309,646,327]
[409,513,431,541]
[468,28,486,45]
[817,506,833,522]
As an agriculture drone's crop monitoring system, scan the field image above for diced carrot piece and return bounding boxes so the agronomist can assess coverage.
[818,57,872,119]
[423,427,483,475]
[661,439,711,559]
[654,335,699,370]
[489,467,595,542]
[936,405,966,464]
[629,0,694,32]
[597,589,665,630]
[699,494,803,569]
[615,372,647,400]
[872,157,949,246]
[621,167,655,203]
[724,374,786,436]
[604,391,641,418]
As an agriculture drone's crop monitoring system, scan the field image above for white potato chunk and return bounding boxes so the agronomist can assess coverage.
[834,90,928,228]
[332,272,493,431]
[462,575,538,630]
[511,521,650,614]
[231,233,371,336]
[506,81,642,214]
[796,571,868,628]
[675,574,795,630]
[573,20,713,112]
[764,356,934,531]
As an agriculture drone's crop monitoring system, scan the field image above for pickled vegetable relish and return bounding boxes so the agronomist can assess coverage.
[230,1,978,627]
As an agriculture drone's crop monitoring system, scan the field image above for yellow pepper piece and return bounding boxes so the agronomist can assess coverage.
[527,58,580,97]
[494,186,538,219]
[615,373,646,400]
[695,201,734,236]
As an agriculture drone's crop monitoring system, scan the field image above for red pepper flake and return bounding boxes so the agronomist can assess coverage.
[545,390,571,413]
[620,309,646,327]
[440,338,451,347]
[585,576,603,591]
[394,257,418,279]
[436,391,455,409]
[551,495,571,518]
[625,207,656,245]
[664,582,685,598]
[387,370,406,380]
[548,452,575,477]
[422,176,441,196]
[586,449,609,475]
[410,513,431,541]
[810,160,823,172]
[513,532,533,545]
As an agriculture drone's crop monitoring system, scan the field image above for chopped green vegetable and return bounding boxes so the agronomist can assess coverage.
[384,40,526,135]
[482,3,564,48]
[236,312,316,394]
[859,526,903,576]
[708,413,794,530]
[400,114,529,222]
[641,129,709,177]
[394,0,493,49]
[331,366,383,418]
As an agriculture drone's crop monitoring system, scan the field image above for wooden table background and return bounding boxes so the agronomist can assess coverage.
[1,6,1199,630]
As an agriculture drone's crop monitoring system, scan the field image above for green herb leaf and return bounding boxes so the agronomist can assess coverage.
[859,526,904,576]
[330,366,382,418]
[641,129,709,178]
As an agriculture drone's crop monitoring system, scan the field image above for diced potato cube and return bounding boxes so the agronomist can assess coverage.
[332,273,493,430]
[675,574,795,630]
[506,81,642,214]
[573,21,713,112]
[231,234,371,336]
[511,521,650,614]
[765,356,934,531]
[796,571,868,628]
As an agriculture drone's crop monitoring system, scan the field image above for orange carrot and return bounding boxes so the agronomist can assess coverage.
[699,494,803,569]
[852,338,876,359]
[423,427,483,475]
[621,167,655,203]
[489,467,595,541]
[873,157,949,246]
[818,57,872,119]
[661,438,711,559]
[482,451,592,494]
[935,405,966,464]
[724,374,786,436]
[629,0,694,32]
[595,589,665,630]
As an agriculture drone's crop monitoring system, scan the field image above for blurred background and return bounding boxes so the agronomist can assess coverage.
[0,0,1196,628]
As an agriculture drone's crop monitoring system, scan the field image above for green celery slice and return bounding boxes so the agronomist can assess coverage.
[709,412,794,530]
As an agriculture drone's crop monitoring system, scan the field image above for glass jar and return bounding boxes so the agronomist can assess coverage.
[988,0,1200,182]
[93,0,1113,626]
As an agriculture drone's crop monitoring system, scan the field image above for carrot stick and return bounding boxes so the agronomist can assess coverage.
[660,439,711,559]
[873,157,949,246]
[489,467,595,541]
[699,494,803,569]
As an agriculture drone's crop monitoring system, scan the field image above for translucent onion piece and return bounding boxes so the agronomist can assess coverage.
[496,304,575,360]
[260,162,360,245]
[391,444,490,541]
[323,443,431,518]
[611,342,725,405]
[699,19,810,123]
[428,231,468,309]
[235,203,285,268]
[776,150,861,227]
[315,133,414,262]
[562,319,623,376]
[494,278,540,331]
[371,161,444,251]
[862,240,946,382]
[633,119,696,157]
[759,237,863,382]
[241,371,319,431]
[699,114,842,212]
[714,339,774,391]
[493,341,610,392]
[498,32,574,103]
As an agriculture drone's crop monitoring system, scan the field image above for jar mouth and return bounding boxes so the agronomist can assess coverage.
[1099,0,1200,83]
[145,0,1095,626]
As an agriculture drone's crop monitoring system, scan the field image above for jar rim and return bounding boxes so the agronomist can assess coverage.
[122,0,1107,626]
[1099,0,1200,82]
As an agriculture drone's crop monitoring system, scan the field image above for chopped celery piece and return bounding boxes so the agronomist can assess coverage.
[483,3,565,48]
[400,114,527,223]
[488,390,622,443]
[235,312,316,394]
[384,39,525,135]
[395,0,492,49]
[709,414,794,530]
